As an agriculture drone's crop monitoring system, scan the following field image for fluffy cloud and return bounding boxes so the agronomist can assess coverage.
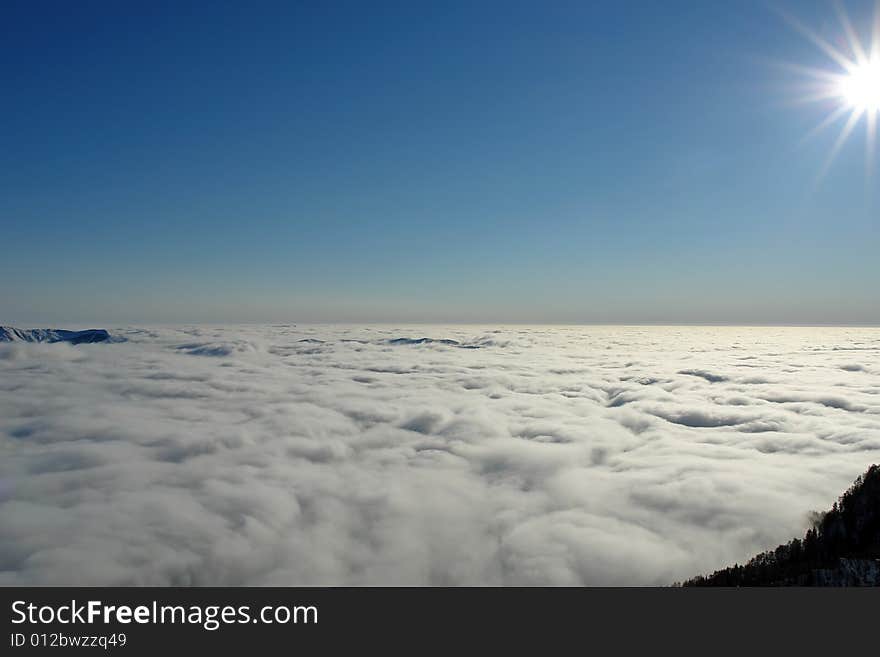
[1,325,879,585]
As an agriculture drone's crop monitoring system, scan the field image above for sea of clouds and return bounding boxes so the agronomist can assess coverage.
[1,325,879,585]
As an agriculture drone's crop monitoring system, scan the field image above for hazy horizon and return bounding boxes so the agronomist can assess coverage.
[6,319,880,329]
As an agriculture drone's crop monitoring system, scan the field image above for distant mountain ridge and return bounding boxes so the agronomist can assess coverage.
[0,326,114,344]
[682,464,880,586]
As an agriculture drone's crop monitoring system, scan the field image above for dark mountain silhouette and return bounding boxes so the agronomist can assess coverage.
[681,464,880,586]
[0,326,114,344]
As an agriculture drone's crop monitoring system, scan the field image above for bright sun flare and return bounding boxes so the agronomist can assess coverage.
[780,2,880,178]
[839,58,880,111]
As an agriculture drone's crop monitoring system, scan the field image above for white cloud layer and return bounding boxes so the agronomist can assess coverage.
[1,325,879,585]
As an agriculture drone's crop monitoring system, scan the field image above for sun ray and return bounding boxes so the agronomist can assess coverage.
[773,5,857,72]
[817,108,864,181]
[763,57,849,83]
[788,89,848,107]
[874,1,880,57]
[801,104,852,144]
[834,1,868,64]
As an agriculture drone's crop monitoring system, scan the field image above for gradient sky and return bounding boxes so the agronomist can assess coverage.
[2,0,878,325]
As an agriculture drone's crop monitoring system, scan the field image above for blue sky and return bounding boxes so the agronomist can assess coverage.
[2,0,878,324]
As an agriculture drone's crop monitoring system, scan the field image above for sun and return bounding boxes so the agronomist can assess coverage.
[839,57,880,112]
[777,2,880,179]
